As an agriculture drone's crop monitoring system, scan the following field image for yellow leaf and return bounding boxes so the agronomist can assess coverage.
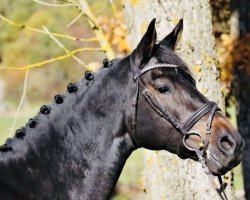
[129,0,139,6]
[114,26,124,37]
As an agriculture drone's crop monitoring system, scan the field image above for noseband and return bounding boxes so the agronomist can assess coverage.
[130,57,228,200]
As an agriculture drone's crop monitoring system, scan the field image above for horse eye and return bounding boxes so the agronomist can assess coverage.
[157,86,170,94]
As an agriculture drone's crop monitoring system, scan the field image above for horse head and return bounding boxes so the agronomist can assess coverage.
[128,19,244,176]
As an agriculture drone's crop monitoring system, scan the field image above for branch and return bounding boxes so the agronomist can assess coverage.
[67,12,84,27]
[78,0,115,59]
[34,0,115,59]
[35,0,96,26]
[33,0,80,7]
[109,0,119,18]
[60,0,115,59]
[0,48,103,70]
[0,14,97,42]
[8,69,29,137]
[42,26,93,71]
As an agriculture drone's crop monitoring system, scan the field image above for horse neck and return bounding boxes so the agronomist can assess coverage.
[0,57,136,199]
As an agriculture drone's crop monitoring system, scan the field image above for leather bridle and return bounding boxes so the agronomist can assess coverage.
[130,56,228,200]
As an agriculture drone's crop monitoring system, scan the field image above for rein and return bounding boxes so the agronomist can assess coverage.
[129,56,228,200]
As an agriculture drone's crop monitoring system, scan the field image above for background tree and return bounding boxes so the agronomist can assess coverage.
[123,0,235,199]
[230,0,250,199]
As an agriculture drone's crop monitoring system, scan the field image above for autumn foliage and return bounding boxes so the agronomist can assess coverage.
[97,14,131,55]
[218,33,250,92]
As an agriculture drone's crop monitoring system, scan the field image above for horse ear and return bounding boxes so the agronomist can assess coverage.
[132,18,157,66]
[159,19,183,50]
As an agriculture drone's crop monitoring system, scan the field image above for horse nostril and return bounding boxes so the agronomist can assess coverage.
[218,134,236,154]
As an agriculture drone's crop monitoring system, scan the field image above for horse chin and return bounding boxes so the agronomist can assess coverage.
[178,151,229,175]
[205,154,229,176]
[178,147,236,176]
[177,145,240,176]
[204,150,240,176]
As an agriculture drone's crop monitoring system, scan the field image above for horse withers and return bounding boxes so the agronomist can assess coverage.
[0,19,244,200]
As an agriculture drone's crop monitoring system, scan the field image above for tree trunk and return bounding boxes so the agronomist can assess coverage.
[231,1,250,199]
[122,0,235,199]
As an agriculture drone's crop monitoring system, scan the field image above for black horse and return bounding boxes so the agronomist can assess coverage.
[0,19,244,200]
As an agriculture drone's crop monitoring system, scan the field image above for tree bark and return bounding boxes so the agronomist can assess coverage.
[122,0,234,199]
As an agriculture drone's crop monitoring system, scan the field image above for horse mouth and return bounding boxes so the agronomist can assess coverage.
[178,151,229,175]
[205,151,239,176]
[178,143,241,176]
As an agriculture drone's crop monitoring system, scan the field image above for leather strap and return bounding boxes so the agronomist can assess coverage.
[181,101,218,132]
[141,84,182,132]
[133,63,178,81]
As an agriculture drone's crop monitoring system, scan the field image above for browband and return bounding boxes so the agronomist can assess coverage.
[133,63,178,81]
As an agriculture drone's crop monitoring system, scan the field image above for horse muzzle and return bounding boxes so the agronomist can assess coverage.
[205,133,244,175]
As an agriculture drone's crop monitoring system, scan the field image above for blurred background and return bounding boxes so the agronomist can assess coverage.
[0,0,249,199]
